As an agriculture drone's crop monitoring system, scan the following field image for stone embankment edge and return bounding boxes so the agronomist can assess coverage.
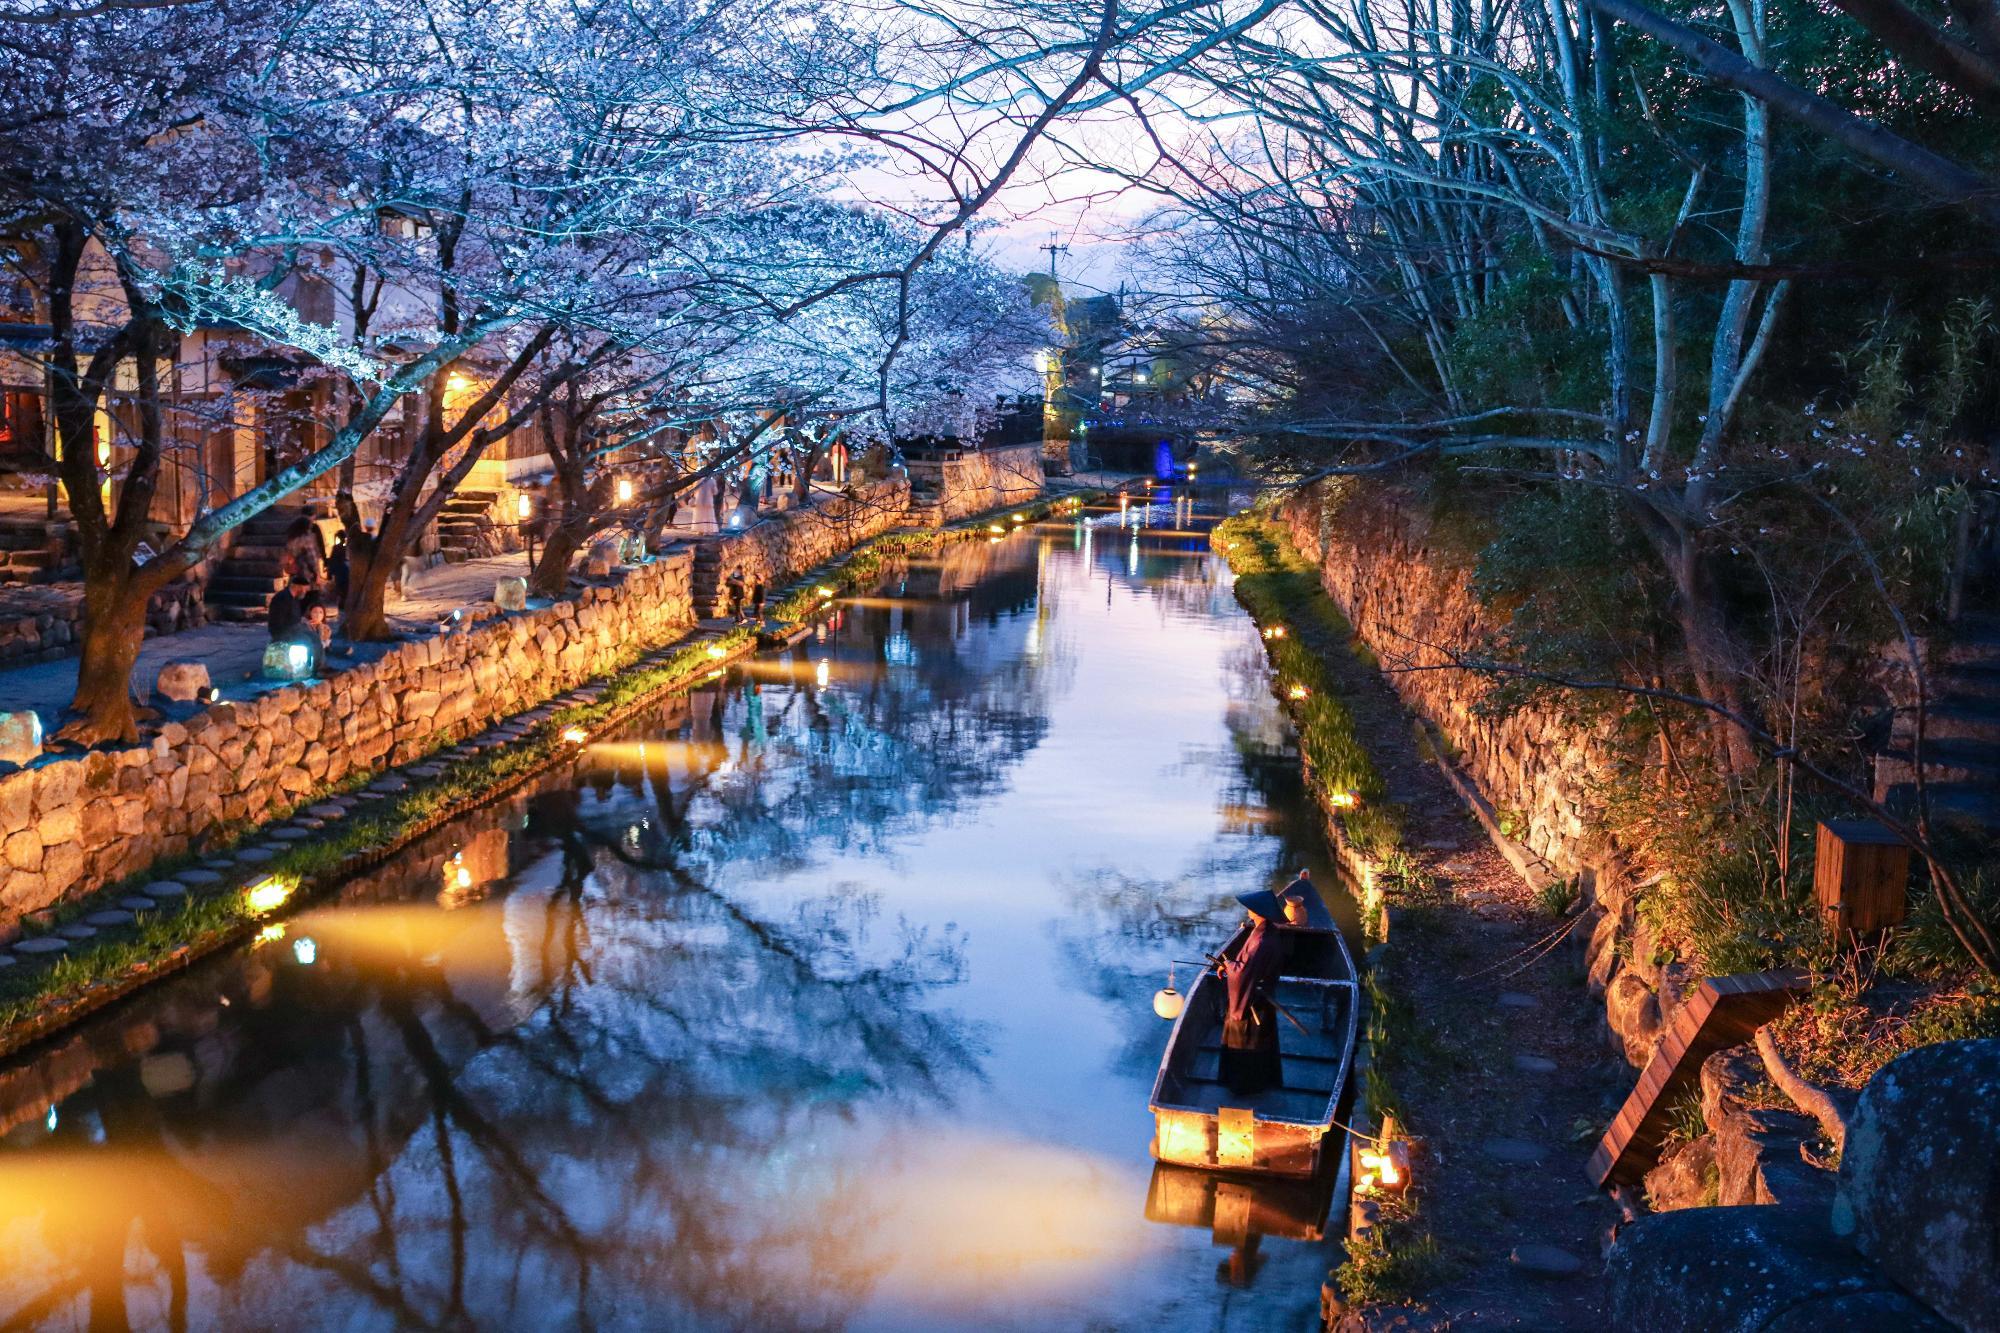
[0,490,1098,1063]
[765,488,1100,624]
[0,626,761,1063]
[1208,512,1423,1313]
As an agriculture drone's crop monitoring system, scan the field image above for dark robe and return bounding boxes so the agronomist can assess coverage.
[1219,919,1283,1094]
[267,588,305,642]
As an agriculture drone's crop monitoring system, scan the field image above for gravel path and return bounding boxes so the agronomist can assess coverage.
[1304,602,1628,1329]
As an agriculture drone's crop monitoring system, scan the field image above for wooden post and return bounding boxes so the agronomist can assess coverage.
[1814,819,1911,936]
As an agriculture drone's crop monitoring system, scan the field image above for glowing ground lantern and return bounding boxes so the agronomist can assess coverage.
[616,476,634,504]
[245,876,292,914]
[259,639,317,681]
[1355,1128,1411,1196]
[516,492,533,521]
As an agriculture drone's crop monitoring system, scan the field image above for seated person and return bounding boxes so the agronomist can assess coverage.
[267,574,312,642]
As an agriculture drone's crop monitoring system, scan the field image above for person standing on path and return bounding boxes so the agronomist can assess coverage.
[749,577,766,622]
[724,568,746,622]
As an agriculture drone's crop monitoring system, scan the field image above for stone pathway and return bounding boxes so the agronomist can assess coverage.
[1295,588,1622,1330]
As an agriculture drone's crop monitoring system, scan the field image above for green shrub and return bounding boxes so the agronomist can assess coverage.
[1336,1227,1446,1306]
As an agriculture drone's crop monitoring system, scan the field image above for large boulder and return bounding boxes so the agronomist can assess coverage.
[1833,1038,2000,1331]
[153,659,211,702]
[1607,1206,1950,1332]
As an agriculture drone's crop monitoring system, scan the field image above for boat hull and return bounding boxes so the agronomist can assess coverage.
[1146,922,1359,1180]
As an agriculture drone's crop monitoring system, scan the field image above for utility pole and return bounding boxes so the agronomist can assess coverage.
[1039,232,1070,281]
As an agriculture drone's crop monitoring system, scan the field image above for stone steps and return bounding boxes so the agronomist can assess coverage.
[1894,698,2000,746]
[1878,782,2000,826]
[204,506,309,619]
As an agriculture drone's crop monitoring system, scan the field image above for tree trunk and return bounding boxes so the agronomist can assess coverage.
[62,568,154,745]
[793,439,825,506]
[343,491,420,641]
[531,518,590,599]
[1663,528,1762,775]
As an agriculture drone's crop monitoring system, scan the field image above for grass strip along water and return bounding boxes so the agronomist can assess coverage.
[1210,508,1446,1307]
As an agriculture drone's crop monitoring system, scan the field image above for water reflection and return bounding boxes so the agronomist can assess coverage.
[0,488,1346,1331]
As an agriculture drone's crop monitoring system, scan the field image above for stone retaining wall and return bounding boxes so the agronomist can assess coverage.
[0,577,209,666]
[0,551,693,933]
[1276,482,1617,877]
[693,479,911,618]
[1275,482,1681,1069]
[908,443,1045,523]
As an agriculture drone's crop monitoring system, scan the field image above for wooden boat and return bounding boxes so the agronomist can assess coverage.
[1147,906,1359,1179]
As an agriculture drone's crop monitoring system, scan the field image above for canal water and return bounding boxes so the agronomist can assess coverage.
[0,491,1357,1332]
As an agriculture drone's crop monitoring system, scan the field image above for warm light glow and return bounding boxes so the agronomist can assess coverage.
[1156,1111,1213,1166]
[1153,986,1183,1020]
[516,493,533,520]
[446,372,469,391]
[987,523,1005,534]
[256,923,286,944]
[1357,1140,1411,1194]
[616,476,635,504]
[817,585,835,597]
[814,658,830,689]
[1330,790,1359,809]
[245,877,291,914]
[1262,625,1287,640]
[455,864,472,890]
[707,644,727,659]
[561,726,589,744]
[1288,684,1310,700]
[1010,513,1026,524]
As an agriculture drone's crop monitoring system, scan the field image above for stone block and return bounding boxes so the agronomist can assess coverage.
[1606,971,1661,1066]
[154,660,211,702]
[494,576,528,611]
[0,711,42,767]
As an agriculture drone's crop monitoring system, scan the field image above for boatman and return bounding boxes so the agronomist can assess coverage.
[1219,889,1287,1095]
